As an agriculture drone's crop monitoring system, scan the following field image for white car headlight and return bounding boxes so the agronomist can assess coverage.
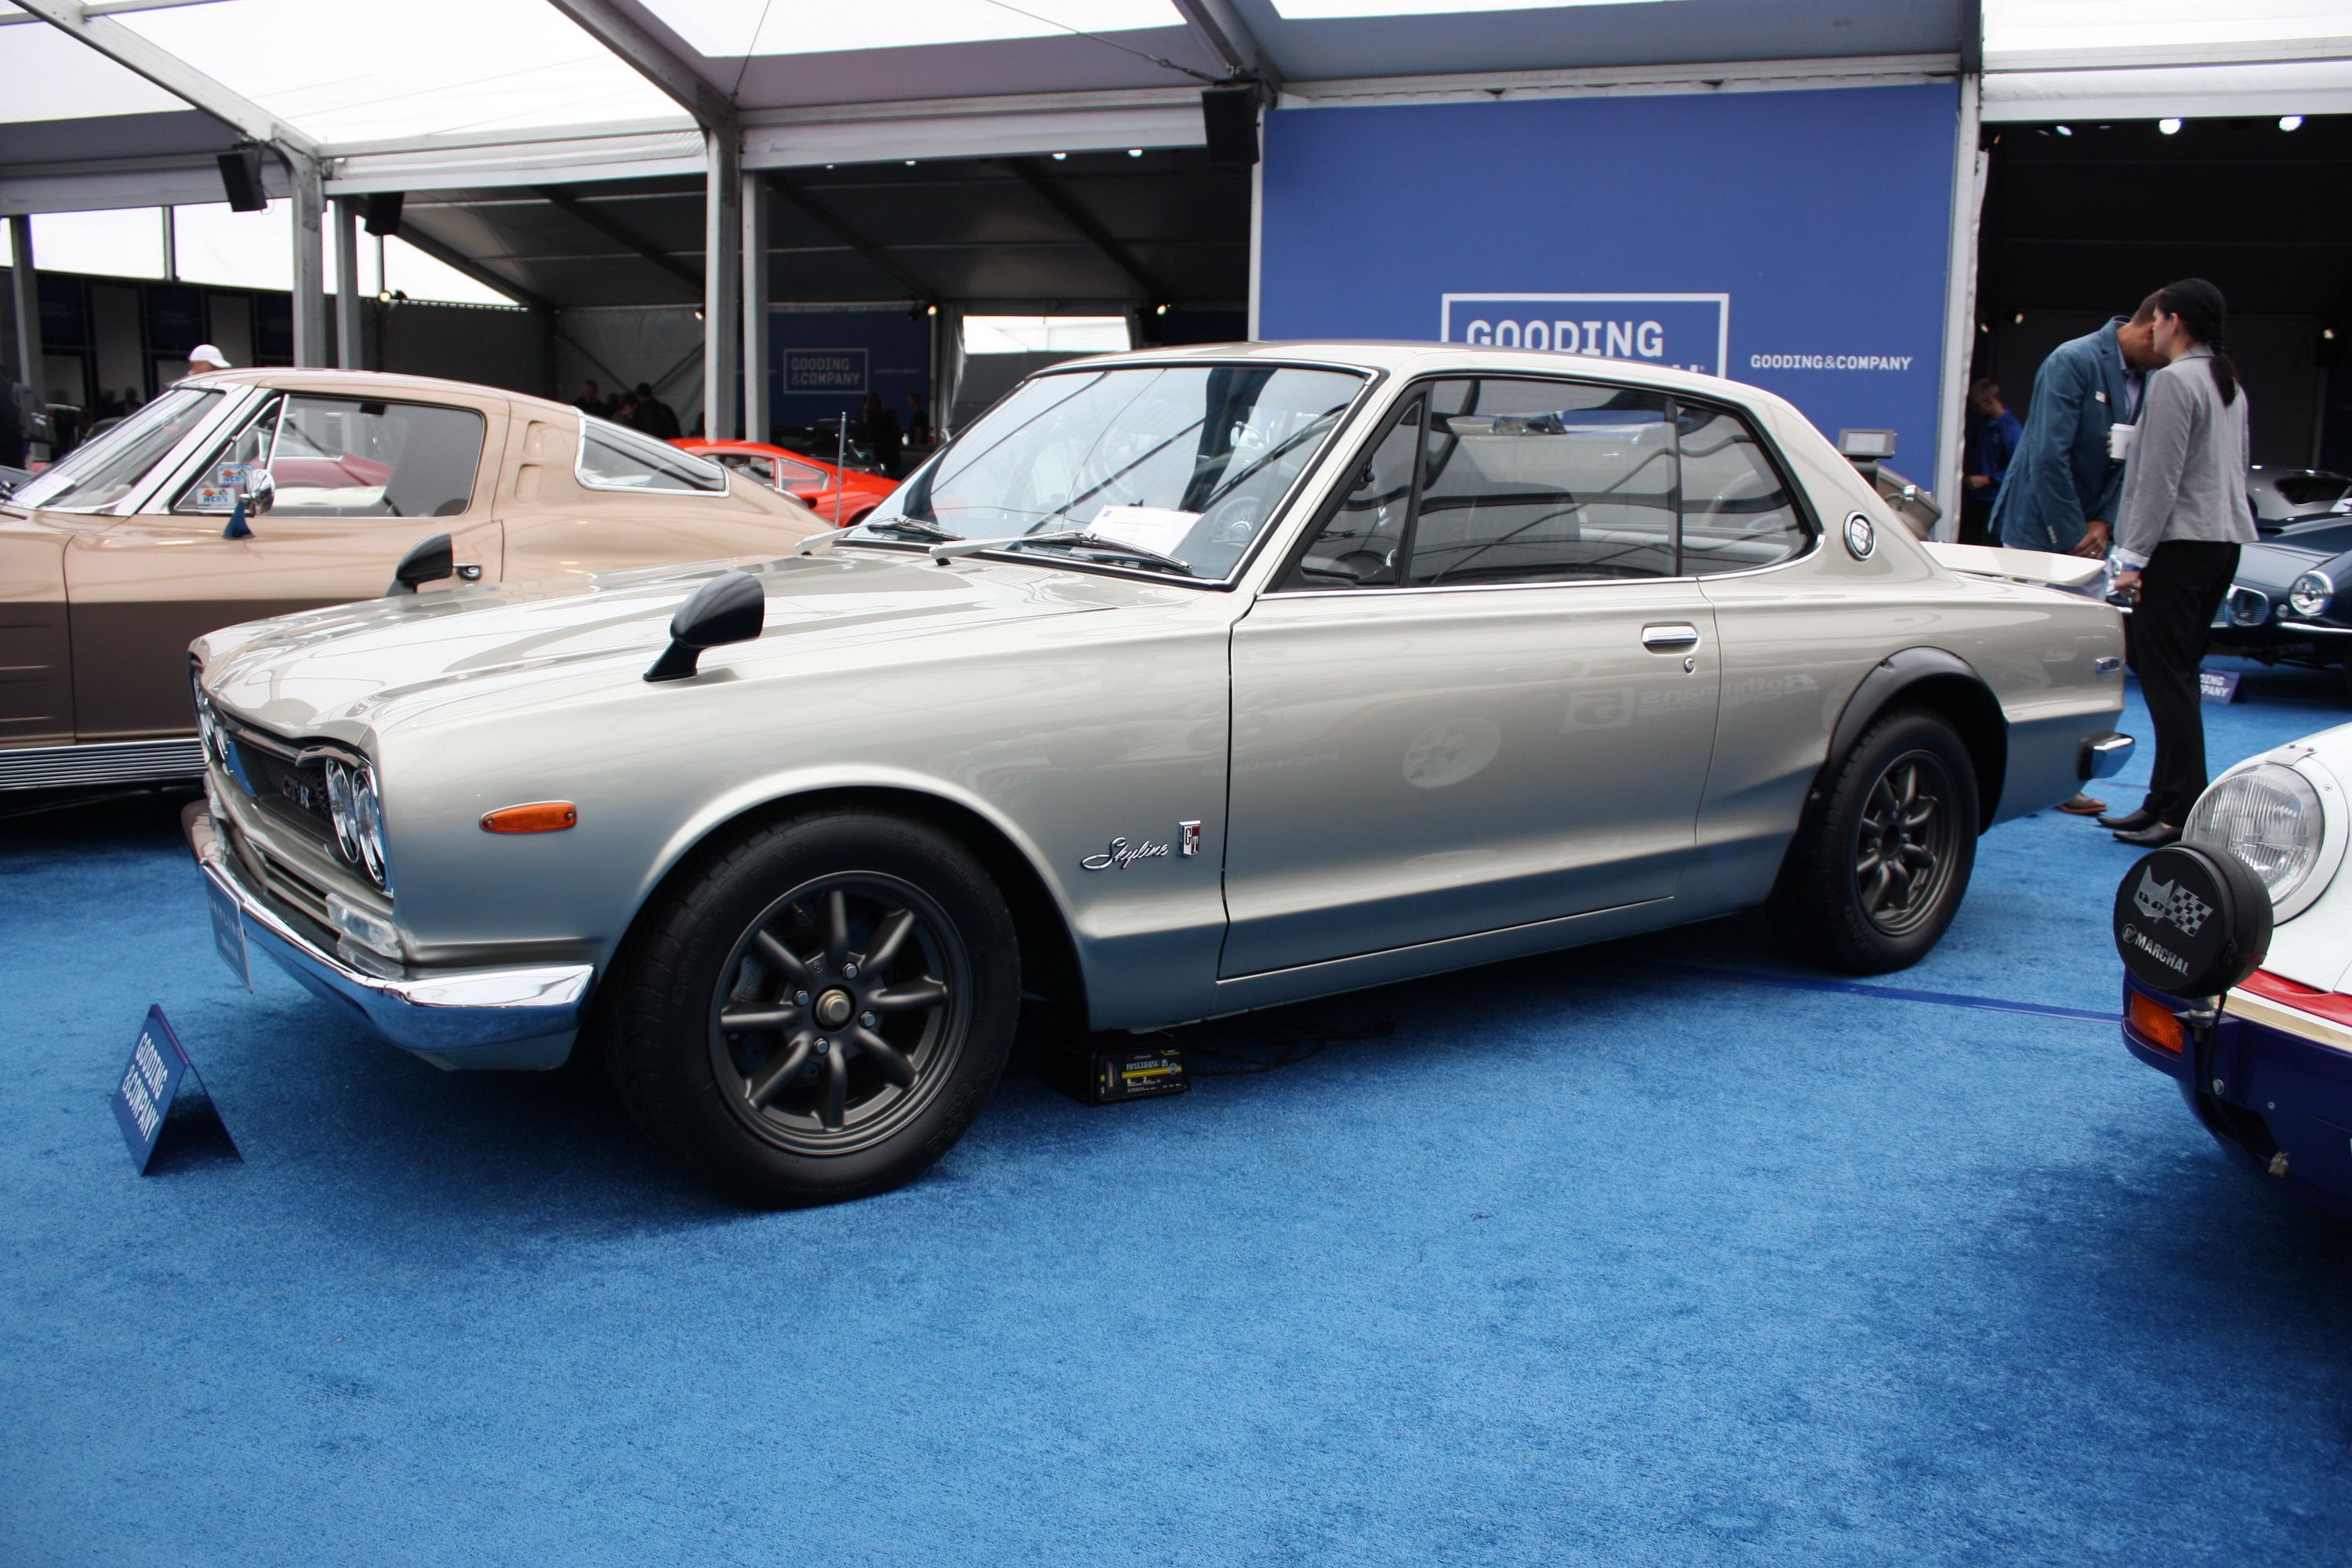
[323,756,393,895]
[2288,569,2335,619]
[2186,762,2327,913]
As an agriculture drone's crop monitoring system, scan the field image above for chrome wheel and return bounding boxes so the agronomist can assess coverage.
[708,873,969,1156]
[1852,750,1958,936]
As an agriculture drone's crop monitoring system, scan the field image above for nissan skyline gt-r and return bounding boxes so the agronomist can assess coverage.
[0,369,823,793]
[2118,726,2352,1219]
[184,343,2133,1206]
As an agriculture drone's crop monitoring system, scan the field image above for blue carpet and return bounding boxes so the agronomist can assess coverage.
[5,661,2350,1566]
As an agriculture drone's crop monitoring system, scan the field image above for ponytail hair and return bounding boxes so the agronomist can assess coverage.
[2158,278,2240,406]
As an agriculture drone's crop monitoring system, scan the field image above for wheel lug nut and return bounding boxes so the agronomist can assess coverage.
[861,1011,877,1029]
[843,963,859,978]
[815,1037,830,1052]
[795,991,810,1005]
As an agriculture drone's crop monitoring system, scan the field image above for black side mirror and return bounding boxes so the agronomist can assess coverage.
[645,570,764,683]
[387,532,454,596]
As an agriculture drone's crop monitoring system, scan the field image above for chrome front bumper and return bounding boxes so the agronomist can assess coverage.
[2081,731,2136,782]
[184,801,593,1070]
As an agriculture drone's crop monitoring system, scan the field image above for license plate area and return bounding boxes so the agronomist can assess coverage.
[206,872,252,991]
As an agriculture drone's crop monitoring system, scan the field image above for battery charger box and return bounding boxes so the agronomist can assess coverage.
[1047,1041,1189,1105]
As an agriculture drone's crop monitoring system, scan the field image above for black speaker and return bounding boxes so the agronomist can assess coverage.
[363,191,404,238]
[216,147,267,212]
[1201,84,1260,169]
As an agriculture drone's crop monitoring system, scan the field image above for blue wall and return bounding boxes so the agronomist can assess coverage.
[765,310,931,437]
[1259,85,1959,471]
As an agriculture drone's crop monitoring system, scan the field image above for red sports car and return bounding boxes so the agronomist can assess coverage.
[675,439,897,528]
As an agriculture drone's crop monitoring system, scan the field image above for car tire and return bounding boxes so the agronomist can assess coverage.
[601,809,1018,1207]
[1772,708,1980,975]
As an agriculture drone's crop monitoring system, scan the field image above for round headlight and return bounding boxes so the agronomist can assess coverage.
[190,673,228,765]
[348,764,392,894]
[2288,569,2335,619]
[2186,762,2327,911]
[324,759,361,866]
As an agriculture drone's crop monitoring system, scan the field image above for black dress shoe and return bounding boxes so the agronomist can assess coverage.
[2098,808,2158,831]
[2113,822,2181,848]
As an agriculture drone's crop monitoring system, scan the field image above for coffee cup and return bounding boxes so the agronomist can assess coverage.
[2107,421,2137,460]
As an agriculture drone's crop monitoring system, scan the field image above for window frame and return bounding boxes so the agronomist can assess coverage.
[575,416,730,496]
[1265,371,1819,598]
[169,391,492,522]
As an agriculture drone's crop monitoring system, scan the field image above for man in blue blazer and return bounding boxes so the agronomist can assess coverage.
[1992,295,2163,558]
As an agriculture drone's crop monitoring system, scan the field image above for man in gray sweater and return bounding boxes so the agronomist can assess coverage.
[2103,279,2258,846]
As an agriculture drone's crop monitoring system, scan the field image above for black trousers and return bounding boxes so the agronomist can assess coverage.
[2128,539,2240,823]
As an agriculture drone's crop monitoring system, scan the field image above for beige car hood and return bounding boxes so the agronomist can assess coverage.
[198,548,1138,734]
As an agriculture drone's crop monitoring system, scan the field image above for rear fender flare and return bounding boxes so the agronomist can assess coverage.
[1812,647,2008,829]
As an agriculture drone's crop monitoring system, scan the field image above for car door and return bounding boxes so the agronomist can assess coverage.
[65,387,506,739]
[1222,376,1722,978]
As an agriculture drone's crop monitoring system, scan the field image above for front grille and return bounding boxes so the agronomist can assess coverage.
[256,844,335,928]
[226,732,335,850]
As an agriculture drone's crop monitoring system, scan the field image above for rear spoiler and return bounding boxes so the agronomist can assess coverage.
[1921,541,2106,590]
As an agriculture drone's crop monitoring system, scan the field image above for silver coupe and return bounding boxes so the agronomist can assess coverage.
[184,343,2134,1204]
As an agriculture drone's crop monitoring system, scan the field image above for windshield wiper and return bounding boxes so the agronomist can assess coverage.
[928,530,1192,575]
[865,516,960,542]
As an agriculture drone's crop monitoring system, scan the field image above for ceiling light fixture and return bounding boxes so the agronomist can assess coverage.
[1126,148,1142,158]
[2013,312,2025,325]
[2159,118,2183,135]
[2281,114,2305,131]
[2055,124,2073,136]
[1052,152,1068,161]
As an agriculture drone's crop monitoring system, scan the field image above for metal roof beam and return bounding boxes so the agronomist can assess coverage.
[13,0,318,157]
[541,0,737,134]
[1002,159,1164,304]
[1171,0,1280,92]
[387,224,554,313]
[535,185,700,293]
[762,176,938,307]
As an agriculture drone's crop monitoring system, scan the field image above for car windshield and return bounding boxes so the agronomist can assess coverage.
[846,362,1368,579]
[13,387,226,511]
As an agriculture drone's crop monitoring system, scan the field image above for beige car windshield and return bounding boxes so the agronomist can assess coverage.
[13,387,225,512]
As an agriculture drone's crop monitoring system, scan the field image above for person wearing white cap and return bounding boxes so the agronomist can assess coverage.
[185,344,230,379]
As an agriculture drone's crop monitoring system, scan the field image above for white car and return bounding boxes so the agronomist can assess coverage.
[2121,724,2352,1215]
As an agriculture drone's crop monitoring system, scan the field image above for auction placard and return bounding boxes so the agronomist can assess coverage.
[111,1006,238,1174]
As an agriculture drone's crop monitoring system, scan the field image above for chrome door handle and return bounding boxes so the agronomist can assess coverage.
[456,563,483,582]
[1641,623,1700,651]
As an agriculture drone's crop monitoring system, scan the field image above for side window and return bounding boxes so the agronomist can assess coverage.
[1675,404,1810,575]
[1280,397,1423,589]
[579,417,728,494]
[251,396,487,519]
[775,456,830,492]
[1405,379,1676,586]
[172,395,282,514]
[715,452,778,487]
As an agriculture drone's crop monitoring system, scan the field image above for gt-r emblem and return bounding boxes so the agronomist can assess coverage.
[1843,512,1875,561]
[1178,821,1201,857]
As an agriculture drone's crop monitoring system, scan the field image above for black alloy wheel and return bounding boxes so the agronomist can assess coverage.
[710,874,967,1155]
[602,810,1018,1207]
[1850,750,1958,937]
[1773,708,1980,974]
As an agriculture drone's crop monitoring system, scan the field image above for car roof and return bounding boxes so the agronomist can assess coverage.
[178,367,579,420]
[1054,340,1753,401]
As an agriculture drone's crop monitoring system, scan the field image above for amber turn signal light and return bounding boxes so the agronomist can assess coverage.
[481,801,578,834]
[2127,989,2185,1054]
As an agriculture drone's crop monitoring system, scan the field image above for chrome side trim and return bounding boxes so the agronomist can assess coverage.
[2081,731,2135,782]
[0,737,204,792]
[2277,621,2352,637]
[186,801,590,1065]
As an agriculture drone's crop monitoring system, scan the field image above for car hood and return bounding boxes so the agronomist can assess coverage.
[198,546,1161,735]
[2233,533,2352,598]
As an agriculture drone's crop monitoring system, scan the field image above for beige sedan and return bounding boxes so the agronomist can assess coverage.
[0,369,823,790]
